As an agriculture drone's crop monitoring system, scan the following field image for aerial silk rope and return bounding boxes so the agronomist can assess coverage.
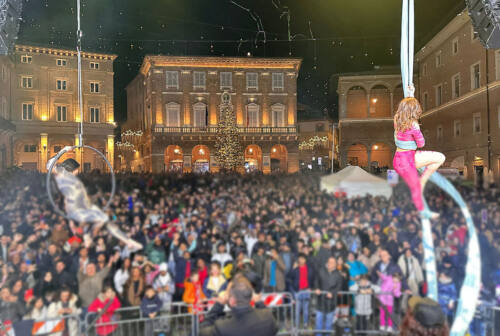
[400,2,481,335]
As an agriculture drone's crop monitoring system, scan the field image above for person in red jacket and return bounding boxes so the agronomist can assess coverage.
[88,286,121,336]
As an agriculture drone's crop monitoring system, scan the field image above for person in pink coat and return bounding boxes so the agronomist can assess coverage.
[88,286,122,336]
[377,272,402,332]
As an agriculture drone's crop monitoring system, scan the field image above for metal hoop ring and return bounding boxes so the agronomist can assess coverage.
[46,145,116,221]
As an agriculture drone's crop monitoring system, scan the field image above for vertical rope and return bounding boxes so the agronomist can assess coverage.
[401,0,414,98]
[76,0,83,147]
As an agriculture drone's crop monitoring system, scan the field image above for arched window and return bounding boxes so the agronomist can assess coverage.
[193,102,207,127]
[246,103,260,127]
[165,102,180,127]
[271,104,286,127]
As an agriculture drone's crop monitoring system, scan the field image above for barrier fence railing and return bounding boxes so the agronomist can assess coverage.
[7,292,500,335]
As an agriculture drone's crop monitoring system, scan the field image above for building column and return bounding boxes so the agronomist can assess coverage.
[40,133,48,172]
[339,93,347,119]
[366,94,371,117]
[106,135,114,171]
[390,92,394,116]
[367,148,372,170]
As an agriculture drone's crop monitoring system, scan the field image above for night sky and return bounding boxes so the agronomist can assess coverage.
[17,0,465,122]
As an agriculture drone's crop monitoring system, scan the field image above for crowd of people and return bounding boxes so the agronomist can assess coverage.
[0,170,499,335]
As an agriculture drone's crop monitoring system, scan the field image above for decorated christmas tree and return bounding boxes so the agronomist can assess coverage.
[215,91,243,171]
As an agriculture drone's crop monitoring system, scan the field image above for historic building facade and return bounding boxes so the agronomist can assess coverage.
[7,45,117,172]
[416,12,500,180]
[124,56,301,174]
[0,55,15,172]
[337,69,405,170]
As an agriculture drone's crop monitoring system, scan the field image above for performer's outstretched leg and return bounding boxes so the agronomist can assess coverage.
[415,151,445,191]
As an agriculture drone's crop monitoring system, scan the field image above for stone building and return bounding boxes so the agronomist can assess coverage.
[416,12,500,180]
[7,44,117,172]
[124,56,301,174]
[0,55,15,172]
[337,67,405,170]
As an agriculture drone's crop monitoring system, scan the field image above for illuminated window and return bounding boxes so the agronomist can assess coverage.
[165,103,180,127]
[272,73,284,90]
[22,103,33,120]
[56,106,67,122]
[56,59,67,66]
[21,55,32,64]
[56,79,67,91]
[166,71,179,89]
[193,72,206,89]
[246,104,260,127]
[220,72,232,89]
[246,73,258,90]
[271,104,285,127]
[193,103,207,127]
[90,82,100,93]
[90,107,100,123]
[21,76,33,89]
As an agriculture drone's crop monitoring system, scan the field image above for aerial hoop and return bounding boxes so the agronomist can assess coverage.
[46,145,116,221]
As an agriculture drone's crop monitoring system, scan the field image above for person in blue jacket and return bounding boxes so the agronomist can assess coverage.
[437,272,457,324]
[346,252,368,287]
[141,286,164,336]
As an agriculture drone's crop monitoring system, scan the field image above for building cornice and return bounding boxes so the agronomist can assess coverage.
[139,55,302,76]
[415,11,469,62]
[421,80,500,118]
[339,118,393,123]
[15,44,118,61]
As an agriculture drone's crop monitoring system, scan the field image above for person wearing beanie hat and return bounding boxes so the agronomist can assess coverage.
[46,150,143,252]
[400,296,449,336]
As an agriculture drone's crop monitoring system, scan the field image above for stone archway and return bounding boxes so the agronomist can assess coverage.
[165,145,183,172]
[192,145,210,173]
[244,144,262,172]
[270,144,287,172]
[369,84,391,118]
[370,143,392,168]
[346,86,368,118]
[347,144,368,167]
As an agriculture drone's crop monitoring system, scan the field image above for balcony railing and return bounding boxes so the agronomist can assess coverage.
[153,126,297,134]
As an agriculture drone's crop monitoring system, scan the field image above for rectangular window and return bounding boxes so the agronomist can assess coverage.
[1,97,6,119]
[471,63,480,90]
[247,104,260,127]
[21,55,32,64]
[271,105,285,127]
[166,71,179,89]
[246,73,258,89]
[166,103,180,126]
[454,120,462,137]
[21,76,32,89]
[452,38,459,56]
[452,74,460,99]
[473,113,481,134]
[422,63,427,77]
[272,73,284,90]
[90,107,100,123]
[437,125,443,140]
[435,52,442,68]
[1,65,7,83]
[90,62,99,70]
[54,146,62,153]
[56,59,67,66]
[471,26,479,40]
[90,82,100,93]
[423,92,428,111]
[220,72,232,89]
[193,72,206,89]
[56,106,67,122]
[435,84,443,107]
[22,103,33,120]
[193,103,207,127]
[56,79,67,91]
[24,144,37,152]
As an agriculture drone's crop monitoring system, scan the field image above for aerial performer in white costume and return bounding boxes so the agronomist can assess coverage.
[47,153,143,251]
[396,1,481,335]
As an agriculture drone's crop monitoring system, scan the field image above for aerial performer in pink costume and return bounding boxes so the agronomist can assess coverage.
[392,97,445,220]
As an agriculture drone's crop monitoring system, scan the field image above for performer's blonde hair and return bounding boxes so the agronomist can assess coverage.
[394,97,422,132]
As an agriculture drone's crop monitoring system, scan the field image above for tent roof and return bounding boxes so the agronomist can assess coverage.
[322,165,387,183]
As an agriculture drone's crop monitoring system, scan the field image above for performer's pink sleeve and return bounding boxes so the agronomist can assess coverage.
[410,125,425,148]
